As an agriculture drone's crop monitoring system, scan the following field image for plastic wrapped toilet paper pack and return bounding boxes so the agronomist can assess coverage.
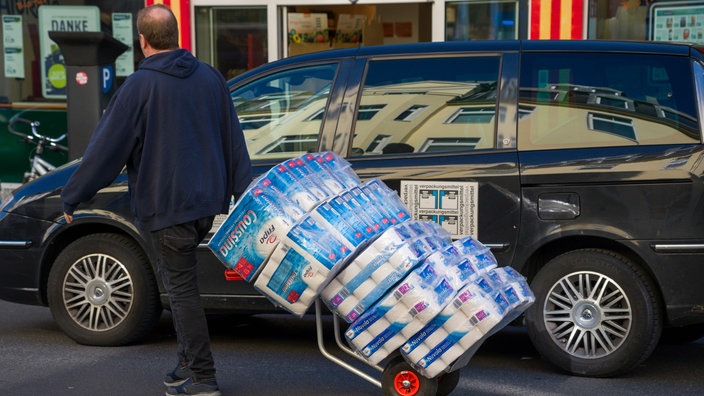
[254,215,353,316]
[304,151,361,190]
[363,178,411,225]
[261,162,326,212]
[208,151,362,280]
[401,265,535,378]
[321,222,449,323]
[207,182,305,281]
[344,239,487,365]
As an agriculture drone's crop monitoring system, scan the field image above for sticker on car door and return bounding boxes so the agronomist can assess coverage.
[400,180,478,239]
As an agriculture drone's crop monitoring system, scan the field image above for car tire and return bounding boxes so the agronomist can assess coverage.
[524,249,662,377]
[48,233,161,346]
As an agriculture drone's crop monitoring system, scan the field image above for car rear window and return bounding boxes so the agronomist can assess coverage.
[518,52,699,150]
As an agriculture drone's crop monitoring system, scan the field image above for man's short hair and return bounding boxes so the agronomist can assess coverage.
[137,4,179,50]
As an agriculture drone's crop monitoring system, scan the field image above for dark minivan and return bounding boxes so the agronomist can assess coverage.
[2,40,704,378]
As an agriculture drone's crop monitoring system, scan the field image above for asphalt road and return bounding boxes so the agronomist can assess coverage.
[0,299,703,396]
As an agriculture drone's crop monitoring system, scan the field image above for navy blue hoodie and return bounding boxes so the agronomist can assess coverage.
[61,49,251,231]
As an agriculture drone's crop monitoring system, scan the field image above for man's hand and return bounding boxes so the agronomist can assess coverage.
[63,212,73,224]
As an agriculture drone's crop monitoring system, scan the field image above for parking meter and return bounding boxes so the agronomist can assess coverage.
[48,31,128,160]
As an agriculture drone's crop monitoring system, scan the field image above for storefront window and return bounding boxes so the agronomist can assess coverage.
[588,0,704,44]
[1,1,141,185]
[446,1,519,41]
[1,1,141,104]
[194,6,268,80]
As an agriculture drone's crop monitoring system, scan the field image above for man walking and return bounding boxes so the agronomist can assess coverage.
[61,4,251,396]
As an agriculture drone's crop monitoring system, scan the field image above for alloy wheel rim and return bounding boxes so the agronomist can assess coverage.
[62,254,134,332]
[543,271,632,359]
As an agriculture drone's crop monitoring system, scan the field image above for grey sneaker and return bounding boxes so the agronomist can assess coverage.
[164,365,193,387]
[165,378,221,396]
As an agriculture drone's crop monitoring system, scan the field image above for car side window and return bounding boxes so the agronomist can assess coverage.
[231,64,338,160]
[518,53,700,150]
[351,56,501,156]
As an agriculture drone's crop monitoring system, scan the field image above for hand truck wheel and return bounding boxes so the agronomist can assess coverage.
[382,356,438,396]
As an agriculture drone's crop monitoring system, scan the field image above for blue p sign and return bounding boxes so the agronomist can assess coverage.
[102,66,114,94]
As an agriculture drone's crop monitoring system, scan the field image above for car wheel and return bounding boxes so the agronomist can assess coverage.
[48,233,161,346]
[524,249,661,377]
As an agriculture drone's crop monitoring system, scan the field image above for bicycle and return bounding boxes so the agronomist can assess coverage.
[7,115,68,183]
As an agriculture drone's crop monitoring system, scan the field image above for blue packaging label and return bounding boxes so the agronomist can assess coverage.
[346,303,392,339]
[314,200,367,247]
[361,321,405,357]
[208,185,297,281]
[287,216,350,270]
[265,246,311,304]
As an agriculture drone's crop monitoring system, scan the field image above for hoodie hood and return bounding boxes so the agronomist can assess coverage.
[138,49,199,79]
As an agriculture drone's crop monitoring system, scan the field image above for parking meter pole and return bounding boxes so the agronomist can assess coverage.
[48,32,128,160]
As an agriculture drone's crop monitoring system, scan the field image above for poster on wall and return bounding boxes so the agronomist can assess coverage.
[400,180,478,239]
[2,15,24,79]
[650,1,704,44]
[38,6,100,99]
[112,13,134,77]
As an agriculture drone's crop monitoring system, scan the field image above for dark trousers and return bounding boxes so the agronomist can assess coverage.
[149,216,216,381]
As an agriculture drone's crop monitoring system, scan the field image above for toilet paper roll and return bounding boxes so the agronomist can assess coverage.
[335,261,362,285]
[371,333,404,360]
[422,360,449,379]
[404,343,431,363]
[298,287,317,306]
[366,317,391,337]
[371,262,395,284]
[321,279,343,303]
[425,327,450,347]
[458,327,483,350]
[385,303,412,324]
[441,344,466,366]
[472,308,503,335]
[372,229,406,252]
[266,242,287,266]
[401,319,425,339]
[254,272,270,291]
[354,249,380,268]
[459,293,491,317]
[336,294,359,317]
[349,331,374,349]
[388,245,418,269]
[352,278,378,300]
[414,302,441,324]
[443,312,470,333]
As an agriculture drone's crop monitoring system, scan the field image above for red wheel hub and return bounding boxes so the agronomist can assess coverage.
[393,370,420,395]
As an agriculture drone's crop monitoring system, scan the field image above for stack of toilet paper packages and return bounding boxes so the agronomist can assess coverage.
[321,221,451,323]
[252,178,413,316]
[210,151,421,316]
[208,152,361,281]
[339,234,498,366]
[400,266,534,378]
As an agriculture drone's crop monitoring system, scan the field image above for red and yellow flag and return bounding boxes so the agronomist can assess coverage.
[530,0,586,40]
[144,0,191,51]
